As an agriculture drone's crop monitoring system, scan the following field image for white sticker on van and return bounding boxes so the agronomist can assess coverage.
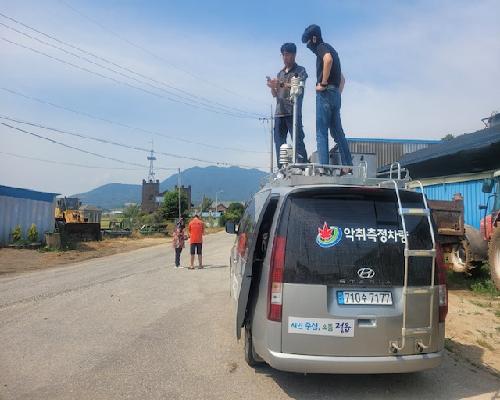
[288,317,354,337]
[315,222,408,249]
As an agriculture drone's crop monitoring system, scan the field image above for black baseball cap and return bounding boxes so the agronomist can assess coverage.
[302,24,322,43]
[280,42,297,54]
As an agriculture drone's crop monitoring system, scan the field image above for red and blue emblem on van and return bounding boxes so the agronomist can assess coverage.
[316,222,342,248]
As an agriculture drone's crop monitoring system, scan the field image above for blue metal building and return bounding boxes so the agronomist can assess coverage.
[409,174,492,229]
[0,185,59,245]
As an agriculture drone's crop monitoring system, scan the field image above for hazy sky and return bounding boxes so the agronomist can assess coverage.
[1,0,499,195]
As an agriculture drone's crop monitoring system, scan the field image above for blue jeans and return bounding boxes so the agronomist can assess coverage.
[274,115,308,168]
[316,88,353,166]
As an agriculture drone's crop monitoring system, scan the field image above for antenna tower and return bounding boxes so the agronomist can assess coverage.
[147,141,156,182]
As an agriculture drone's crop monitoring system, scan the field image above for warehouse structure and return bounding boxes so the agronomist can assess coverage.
[0,185,58,245]
[345,137,439,168]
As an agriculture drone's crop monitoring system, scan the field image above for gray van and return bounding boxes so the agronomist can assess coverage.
[227,164,448,374]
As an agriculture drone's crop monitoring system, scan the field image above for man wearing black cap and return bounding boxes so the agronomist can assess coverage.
[302,24,353,167]
[266,42,308,168]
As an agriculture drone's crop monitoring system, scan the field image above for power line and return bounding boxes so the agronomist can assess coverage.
[0,150,175,171]
[0,116,265,169]
[1,87,269,154]
[57,0,263,107]
[0,12,264,118]
[1,121,161,169]
[0,35,255,120]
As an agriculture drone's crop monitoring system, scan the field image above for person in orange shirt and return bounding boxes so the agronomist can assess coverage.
[188,214,205,269]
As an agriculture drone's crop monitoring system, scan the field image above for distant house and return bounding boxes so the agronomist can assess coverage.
[79,204,102,223]
[0,185,59,245]
[215,202,229,213]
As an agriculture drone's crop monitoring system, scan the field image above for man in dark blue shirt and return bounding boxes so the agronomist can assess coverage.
[267,42,308,168]
[302,24,353,167]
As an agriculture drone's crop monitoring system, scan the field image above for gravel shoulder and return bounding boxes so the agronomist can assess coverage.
[446,290,500,374]
[0,236,169,276]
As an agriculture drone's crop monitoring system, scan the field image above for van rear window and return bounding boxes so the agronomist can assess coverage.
[280,189,433,286]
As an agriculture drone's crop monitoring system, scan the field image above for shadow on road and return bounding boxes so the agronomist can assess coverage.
[199,264,229,269]
[253,355,500,399]
[446,338,499,377]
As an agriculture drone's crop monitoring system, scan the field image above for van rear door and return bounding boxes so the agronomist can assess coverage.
[232,190,271,339]
[279,187,438,356]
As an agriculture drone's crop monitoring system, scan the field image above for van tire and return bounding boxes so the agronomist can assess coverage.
[244,325,262,367]
[488,227,500,290]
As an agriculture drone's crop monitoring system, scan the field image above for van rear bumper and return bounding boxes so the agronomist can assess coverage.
[266,350,443,374]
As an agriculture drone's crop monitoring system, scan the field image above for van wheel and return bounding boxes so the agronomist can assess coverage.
[244,325,262,367]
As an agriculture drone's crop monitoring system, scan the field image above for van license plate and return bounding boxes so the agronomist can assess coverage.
[337,291,393,305]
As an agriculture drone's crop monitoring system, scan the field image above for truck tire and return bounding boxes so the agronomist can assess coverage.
[488,227,500,290]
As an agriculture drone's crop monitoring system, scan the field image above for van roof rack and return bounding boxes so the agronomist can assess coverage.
[264,162,411,189]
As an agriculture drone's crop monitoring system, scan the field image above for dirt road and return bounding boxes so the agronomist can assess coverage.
[0,232,498,399]
[0,236,168,275]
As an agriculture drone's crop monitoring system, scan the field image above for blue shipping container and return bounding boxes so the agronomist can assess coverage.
[421,179,488,229]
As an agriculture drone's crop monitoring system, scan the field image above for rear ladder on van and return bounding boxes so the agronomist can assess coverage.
[382,163,436,354]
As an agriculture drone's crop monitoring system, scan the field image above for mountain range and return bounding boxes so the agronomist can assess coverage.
[73,166,267,209]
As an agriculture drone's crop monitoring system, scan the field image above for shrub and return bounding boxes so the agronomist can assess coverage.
[11,224,23,242]
[27,223,39,242]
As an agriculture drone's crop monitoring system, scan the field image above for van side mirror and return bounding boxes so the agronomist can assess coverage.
[225,221,238,234]
[482,179,494,193]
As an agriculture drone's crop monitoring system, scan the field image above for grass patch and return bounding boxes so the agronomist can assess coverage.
[448,263,500,298]
[471,280,500,297]
[495,310,500,318]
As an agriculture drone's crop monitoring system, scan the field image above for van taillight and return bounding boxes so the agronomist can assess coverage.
[268,236,286,322]
[436,244,448,322]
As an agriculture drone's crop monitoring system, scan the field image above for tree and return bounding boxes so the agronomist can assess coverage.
[122,204,142,229]
[201,196,214,212]
[441,133,455,141]
[27,223,38,242]
[227,202,244,215]
[11,224,22,243]
[220,202,245,226]
[158,190,189,220]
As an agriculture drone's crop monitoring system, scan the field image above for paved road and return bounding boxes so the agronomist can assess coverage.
[0,232,498,400]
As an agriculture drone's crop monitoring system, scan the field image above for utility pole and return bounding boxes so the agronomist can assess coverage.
[270,104,274,174]
[215,190,223,217]
[259,104,274,175]
[177,168,181,220]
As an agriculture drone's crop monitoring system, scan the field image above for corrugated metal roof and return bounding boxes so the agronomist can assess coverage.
[0,185,58,203]
[382,124,500,178]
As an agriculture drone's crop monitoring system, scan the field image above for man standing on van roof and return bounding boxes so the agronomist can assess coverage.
[188,214,204,270]
[302,24,353,167]
[266,42,308,168]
